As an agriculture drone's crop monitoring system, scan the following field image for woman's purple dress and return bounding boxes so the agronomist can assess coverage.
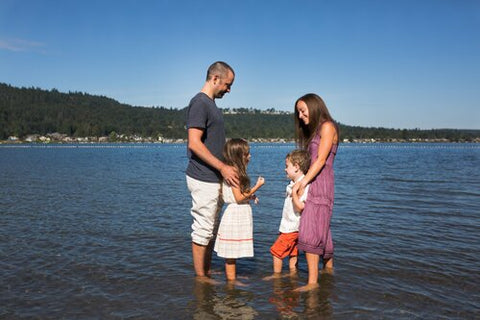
[297,132,338,258]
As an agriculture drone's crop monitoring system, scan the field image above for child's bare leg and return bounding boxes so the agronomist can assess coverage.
[225,259,236,281]
[262,256,283,280]
[288,256,298,273]
[273,256,283,273]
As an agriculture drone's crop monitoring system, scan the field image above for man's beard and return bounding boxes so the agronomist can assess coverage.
[215,91,226,99]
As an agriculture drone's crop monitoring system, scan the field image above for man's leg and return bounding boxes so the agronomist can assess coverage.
[192,242,208,277]
[187,176,222,277]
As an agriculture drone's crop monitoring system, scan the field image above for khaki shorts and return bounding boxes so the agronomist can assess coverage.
[186,176,223,246]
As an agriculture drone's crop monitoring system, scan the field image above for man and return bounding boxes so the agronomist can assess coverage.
[186,61,238,281]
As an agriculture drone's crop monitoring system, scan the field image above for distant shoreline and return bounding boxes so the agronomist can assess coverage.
[1,137,479,145]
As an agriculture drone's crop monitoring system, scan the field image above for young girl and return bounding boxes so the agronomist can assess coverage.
[214,138,265,283]
[292,93,339,292]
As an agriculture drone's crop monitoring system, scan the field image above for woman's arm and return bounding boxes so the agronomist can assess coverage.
[231,176,265,203]
[295,122,337,193]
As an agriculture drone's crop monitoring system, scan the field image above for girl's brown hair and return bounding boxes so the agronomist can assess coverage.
[294,93,339,149]
[223,138,251,194]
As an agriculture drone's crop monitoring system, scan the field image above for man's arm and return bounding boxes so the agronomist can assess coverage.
[188,128,239,187]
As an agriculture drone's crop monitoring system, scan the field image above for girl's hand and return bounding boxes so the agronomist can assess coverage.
[250,194,259,205]
[256,176,265,187]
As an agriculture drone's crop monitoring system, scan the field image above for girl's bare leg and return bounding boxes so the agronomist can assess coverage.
[225,259,236,281]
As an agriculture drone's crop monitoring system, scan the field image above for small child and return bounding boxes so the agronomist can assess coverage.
[267,149,311,278]
[214,138,265,283]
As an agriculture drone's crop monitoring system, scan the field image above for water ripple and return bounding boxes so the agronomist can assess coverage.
[1,143,479,319]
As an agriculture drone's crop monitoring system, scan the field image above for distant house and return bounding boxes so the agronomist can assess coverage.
[25,134,40,142]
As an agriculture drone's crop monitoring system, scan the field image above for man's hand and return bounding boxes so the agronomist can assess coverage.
[220,164,239,188]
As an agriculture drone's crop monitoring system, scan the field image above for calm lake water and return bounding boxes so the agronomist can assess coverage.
[1,143,479,319]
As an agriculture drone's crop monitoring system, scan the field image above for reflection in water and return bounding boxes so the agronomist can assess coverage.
[3,144,479,318]
[192,280,258,320]
[300,273,335,319]
[191,274,335,319]
[268,275,300,318]
[265,272,335,319]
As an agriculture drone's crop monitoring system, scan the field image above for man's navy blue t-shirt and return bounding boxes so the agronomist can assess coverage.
[186,92,225,182]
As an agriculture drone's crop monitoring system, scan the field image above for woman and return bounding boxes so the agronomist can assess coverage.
[293,93,339,291]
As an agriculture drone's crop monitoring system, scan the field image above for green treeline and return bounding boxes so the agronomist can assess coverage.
[1,83,478,142]
[0,83,184,139]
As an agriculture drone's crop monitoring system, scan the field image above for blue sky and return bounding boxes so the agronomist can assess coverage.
[1,0,479,129]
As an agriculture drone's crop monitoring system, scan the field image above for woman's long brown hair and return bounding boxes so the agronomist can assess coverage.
[294,93,339,149]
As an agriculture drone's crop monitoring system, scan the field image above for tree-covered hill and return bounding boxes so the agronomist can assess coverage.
[1,83,478,142]
[0,83,185,139]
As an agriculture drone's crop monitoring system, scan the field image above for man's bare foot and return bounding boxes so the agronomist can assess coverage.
[293,283,319,292]
[195,276,220,285]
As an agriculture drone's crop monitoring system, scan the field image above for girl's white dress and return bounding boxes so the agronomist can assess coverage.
[214,182,254,259]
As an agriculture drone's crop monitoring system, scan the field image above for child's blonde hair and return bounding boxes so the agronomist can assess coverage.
[286,149,311,174]
[223,138,251,194]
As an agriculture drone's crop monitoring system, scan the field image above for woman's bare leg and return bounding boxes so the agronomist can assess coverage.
[322,257,334,274]
[294,252,320,292]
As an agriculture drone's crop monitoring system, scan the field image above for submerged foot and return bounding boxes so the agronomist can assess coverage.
[195,275,220,285]
[226,279,248,287]
[262,273,283,281]
[321,267,334,275]
[293,283,319,292]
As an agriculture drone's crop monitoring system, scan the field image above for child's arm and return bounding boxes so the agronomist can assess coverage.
[231,176,265,204]
[292,184,309,213]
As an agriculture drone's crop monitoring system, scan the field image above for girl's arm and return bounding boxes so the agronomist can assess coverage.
[231,176,265,204]
[295,122,337,194]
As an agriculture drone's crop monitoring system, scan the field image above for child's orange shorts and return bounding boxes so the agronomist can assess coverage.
[270,232,299,259]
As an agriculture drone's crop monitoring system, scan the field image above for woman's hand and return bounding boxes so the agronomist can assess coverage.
[293,180,306,198]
